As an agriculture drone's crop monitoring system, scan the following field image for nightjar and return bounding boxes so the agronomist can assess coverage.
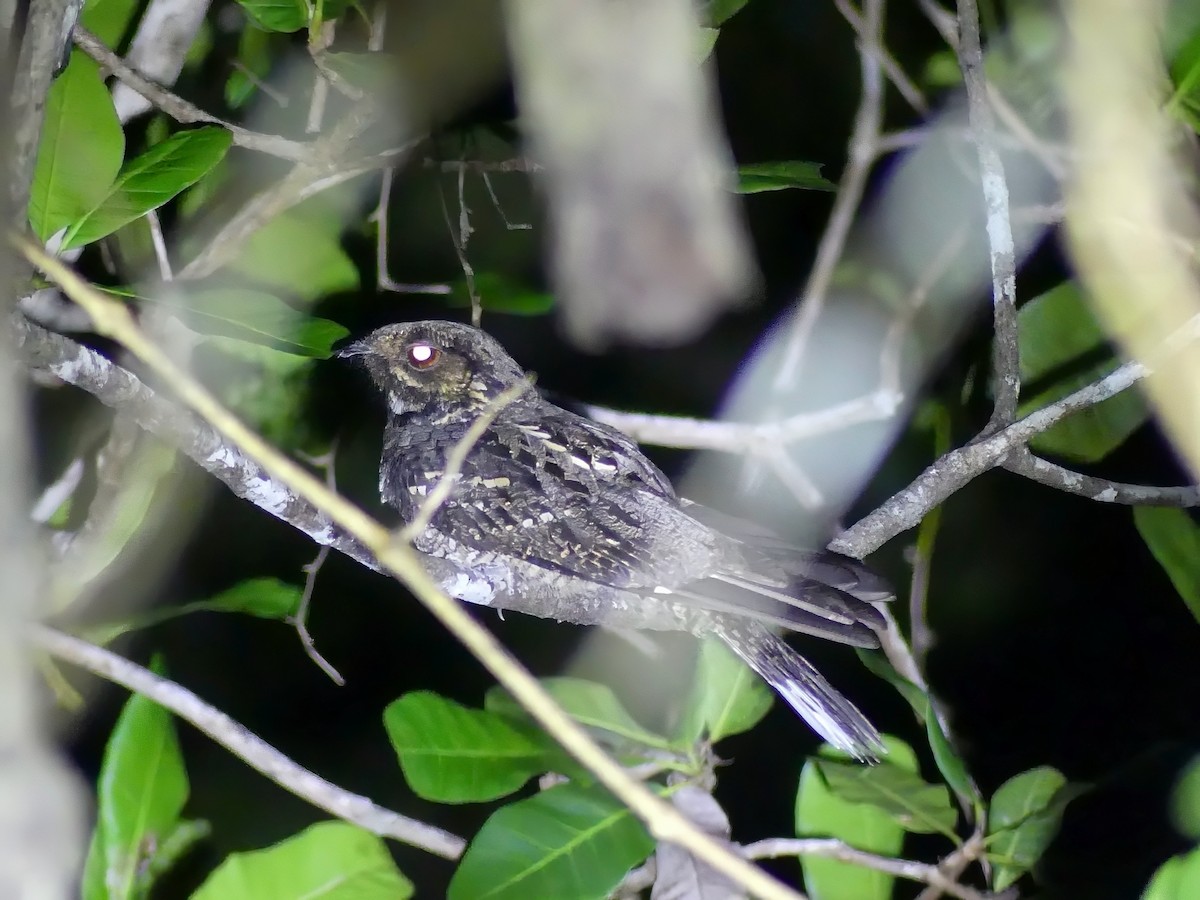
[342,320,891,759]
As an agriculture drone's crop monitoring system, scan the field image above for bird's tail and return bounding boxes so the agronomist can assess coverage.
[713,619,885,762]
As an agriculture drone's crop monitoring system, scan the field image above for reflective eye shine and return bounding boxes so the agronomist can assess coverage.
[406,342,441,370]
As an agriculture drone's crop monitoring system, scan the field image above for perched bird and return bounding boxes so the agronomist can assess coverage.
[342,320,891,759]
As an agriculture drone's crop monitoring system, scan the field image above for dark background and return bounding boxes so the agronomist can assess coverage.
[46,1,1200,897]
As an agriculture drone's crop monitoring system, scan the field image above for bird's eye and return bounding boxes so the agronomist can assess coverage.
[405,342,442,370]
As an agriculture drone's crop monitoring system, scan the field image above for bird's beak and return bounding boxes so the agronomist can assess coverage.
[336,338,370,361]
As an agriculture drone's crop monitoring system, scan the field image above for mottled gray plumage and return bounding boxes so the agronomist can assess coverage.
[343,320,890,758]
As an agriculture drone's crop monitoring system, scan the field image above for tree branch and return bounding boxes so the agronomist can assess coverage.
[73,27,311,161]
[32,625,466,857]
[1002,448,1200,506]
[955,0,1020,429]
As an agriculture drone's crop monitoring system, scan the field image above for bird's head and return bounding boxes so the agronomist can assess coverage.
[339,320,530,418]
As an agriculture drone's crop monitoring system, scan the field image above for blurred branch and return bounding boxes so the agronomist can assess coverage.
[835,0,928,115]
[774,0,886,388]
[106,0,209,122]
[955,0,1020,430]
[73,27,311,161]
[32,625,464,857]
[1002,449,1200,506]
[17,247,806,900]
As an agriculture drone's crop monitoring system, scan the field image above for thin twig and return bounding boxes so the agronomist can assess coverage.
[370,167,452,295]
[835,0,929,114]
[20,242,808,900]
[73,27,311,162]
[744,838,994,900]
[32,625,464,857]
[1002,448,1200,506]
[956,0,1020,430]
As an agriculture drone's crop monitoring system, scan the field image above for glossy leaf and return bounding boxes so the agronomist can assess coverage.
[169,288,350,358]
[797,738,917,900]
[675,637,772,744]
[486,677,671,751]
[737,161,835,193]
[92,656,189,899]
[63,127,233,250]
[447,783,653,900]
[814,757,958,838]
[1018,281,1149,462]
[29,52,124,241]
[82,0,142,46]
[1134,507,1200,625]
[987,766,1070,891]
[193,821,413,899]
[383,692,548,802]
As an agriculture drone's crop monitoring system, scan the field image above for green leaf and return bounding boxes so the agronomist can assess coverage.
[193,821,413,899]
[675,637,773,744]
[448,783,654,900]
[736,161,836,193]
[63,127,233,250]
[201,338,318,447]
[227,213,360,302]
[206,577,302,619]
[1018,281,1149,462]
[486,677,671,752]
[1143,845,1200,900]
[708,0,751,27]
[1134,507,1200,624]
[165,288,350,358]
[93,655,189,899]
[383,692,548,802]
[448,272,555,317]
[814,757,958,839]
[987,766,1070,892]
[226,26,274,109]
[82,0,142,46]
[234,0,307,32]
[1170,755,1200,841]
[926,702,983,818]
[29,51,124,241]
[856,648,928,716]
[796,738,917,900]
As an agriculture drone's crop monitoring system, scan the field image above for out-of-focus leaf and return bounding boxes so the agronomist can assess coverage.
[193,821,413,899]
[234,0,307,33]
[29,52,124,240]
[675,637,772,745]
[91,656,189,899]
[736,161,835,193]
[797,738,917,900]
[63,127,232,250]
[225,26,274,109]
[383,692,548,802]
[926,701,983,818]
[82,0,142,46]
[1171,755,1200,841]
[201,338,317,447]
[654,787,740,899]
[206,578,302,619]
[319,52,400,95]
[1018,281,1150,462]
[486,677,671,751]
[448,272,555,316]
[228,213,360,302]
[1142,845,1200,900]
[708,0,750,26]
[1134,507,1200,624]
[447,784,653,900]
[987,766,1071,892]
[815,757,958,838]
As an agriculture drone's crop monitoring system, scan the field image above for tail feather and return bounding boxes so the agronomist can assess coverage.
[714,619,885,762]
